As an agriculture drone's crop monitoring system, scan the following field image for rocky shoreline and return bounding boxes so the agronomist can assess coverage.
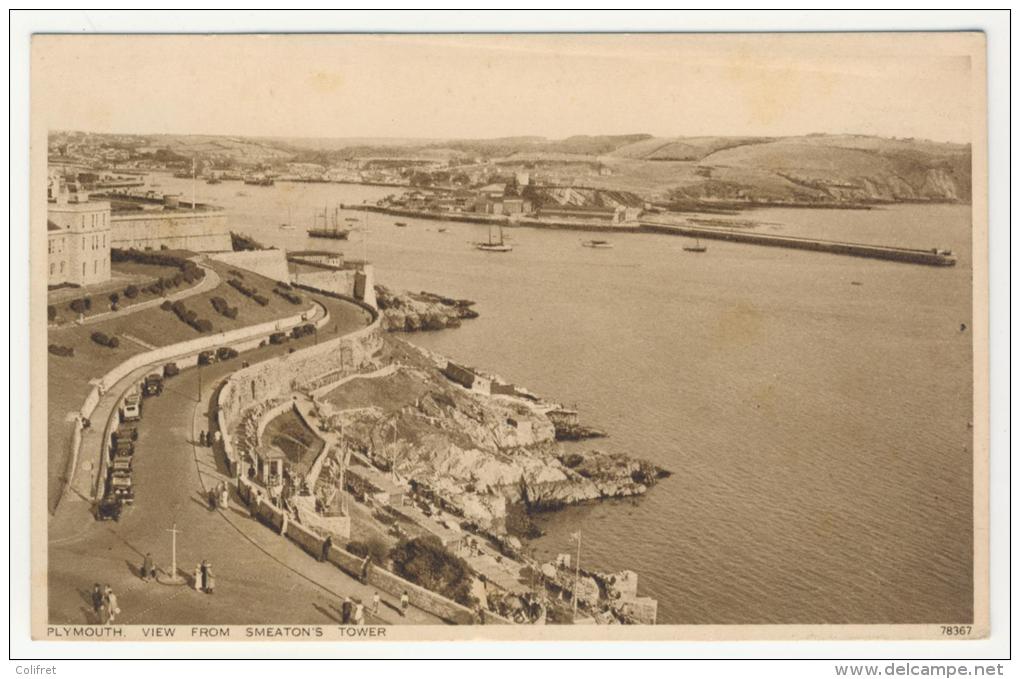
[375,285,480,332]
[317,336,669,533]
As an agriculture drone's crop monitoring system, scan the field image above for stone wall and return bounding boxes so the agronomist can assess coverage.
[212,250,291,282]
[111,211,231,252]
[290,268,358,297]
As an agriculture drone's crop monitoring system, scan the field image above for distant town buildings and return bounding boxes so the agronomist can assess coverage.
[47,178,111,287]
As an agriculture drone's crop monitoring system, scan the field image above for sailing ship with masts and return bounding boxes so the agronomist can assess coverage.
[307,204,351,240]
[475,222,512,252]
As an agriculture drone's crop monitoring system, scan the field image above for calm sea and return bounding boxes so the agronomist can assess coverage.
[162,176,975,624]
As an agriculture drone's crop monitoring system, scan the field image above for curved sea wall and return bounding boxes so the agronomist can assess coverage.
[217,292,382,475]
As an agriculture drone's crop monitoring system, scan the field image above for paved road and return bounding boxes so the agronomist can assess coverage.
[48,297,440,625]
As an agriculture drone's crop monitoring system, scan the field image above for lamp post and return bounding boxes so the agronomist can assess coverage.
[571,531,582,622]
[160,522,186,584]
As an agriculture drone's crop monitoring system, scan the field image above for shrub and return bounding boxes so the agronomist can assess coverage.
[347,538,390,566]
[194,318,213,333]
[228,269,244,279]
[48,344,74,357]
[389,536,476,607]
[252,294,269,306]
[160,300,173,311]
[124,285,139,299]
[210,296,239,319]
[90,331,118,349]
[109,292,119,305]
[69,298,86,314]
[83,296,92,310]
[47,305,56,322]
[273,288,302,305]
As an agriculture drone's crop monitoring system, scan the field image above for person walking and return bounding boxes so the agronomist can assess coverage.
[400,591,409,617]
[341,596,353,625]
[193,563,203,592]
[104,586,120,625]
[353,600,365,626]
[90,583,104,621]
[319,535,332,563]
[141,553,155,582]
[199,431,207,447]
[204,566,216,595]
[371,591,380,616]
[200,560,209,591]
[219,482,229,509]
[213,430,222,448]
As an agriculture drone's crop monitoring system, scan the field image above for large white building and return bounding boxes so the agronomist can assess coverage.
[47,183,112,287]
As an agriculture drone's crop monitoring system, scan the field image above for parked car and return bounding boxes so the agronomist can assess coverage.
[97,497,123,521]
[291,323,315,339]
[111,456,132,473]
[163,361,180,378]
[269,332,288,345]
[108,472,134,504]
[216,346,239,361]
[120,388,141,422]
[143,372,164,397]
[198,350,217,365]
[112,426,137,443]
[112,439,135,458]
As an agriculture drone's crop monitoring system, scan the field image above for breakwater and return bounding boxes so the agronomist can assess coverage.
[345,205,956,265]
[640,221,957,266]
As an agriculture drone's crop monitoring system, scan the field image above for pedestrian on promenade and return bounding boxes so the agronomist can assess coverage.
[200,560,209,591]
[199,431,207,447]
[104,586,120,625]
[371,592,380,616]
[213,430,222,448]
[208,488,218,510]
[219,482,229,509]
[91,583,104,620]
[141,553,155,582]
[319,535,332,563]
[205,566,216,595]
[341,596,353,624]
[353,600,365,626]
[360,555,372,583]
[193,564,203,592]
[400,591,409,617]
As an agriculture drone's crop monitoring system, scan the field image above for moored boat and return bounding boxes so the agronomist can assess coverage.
[582,239,613,249]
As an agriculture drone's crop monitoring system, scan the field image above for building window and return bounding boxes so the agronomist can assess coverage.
[94,261,98,274]
[50,263,54,275]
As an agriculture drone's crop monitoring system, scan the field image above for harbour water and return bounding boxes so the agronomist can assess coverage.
[160,176,974,624]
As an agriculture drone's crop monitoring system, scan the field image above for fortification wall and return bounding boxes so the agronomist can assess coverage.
[111,211,231,252]
[212,250,290,282]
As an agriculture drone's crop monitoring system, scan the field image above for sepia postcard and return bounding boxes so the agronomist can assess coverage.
[29,31,989,643]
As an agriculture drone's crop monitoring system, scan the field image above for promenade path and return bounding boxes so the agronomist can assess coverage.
[47,295,441,625]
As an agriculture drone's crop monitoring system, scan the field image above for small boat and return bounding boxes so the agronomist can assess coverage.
[438,228,448,233]
[476,224,512,252]
[206,177,221,185]
[279,224,295,231]
[243,175,274,186]
[850,281,863,286]
[683,239,707,253]
[345,217,360,223]
[582,239,613,249]
[395,222,408,227]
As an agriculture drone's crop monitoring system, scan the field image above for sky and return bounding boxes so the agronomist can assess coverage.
[31,33,979,143]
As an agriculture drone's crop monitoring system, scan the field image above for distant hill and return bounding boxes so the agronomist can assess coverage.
[55,130,971,206]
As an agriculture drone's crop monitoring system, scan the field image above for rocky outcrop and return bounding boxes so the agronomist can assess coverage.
[319,340,667,532]
[375,285,479,332]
